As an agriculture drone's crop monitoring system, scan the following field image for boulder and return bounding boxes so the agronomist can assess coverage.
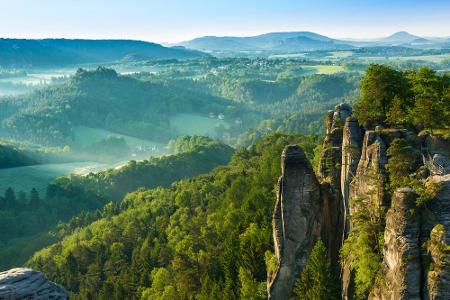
[0,268,67,299]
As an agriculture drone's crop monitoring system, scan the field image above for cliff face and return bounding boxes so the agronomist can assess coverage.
[341,116,363,238]
[422,174,450,300]
[0,268,68,299]
[318,104,354,272]
[371,175,450,300]
[369,188,421,300]
[268,103,450,299]
[268,145,323,299]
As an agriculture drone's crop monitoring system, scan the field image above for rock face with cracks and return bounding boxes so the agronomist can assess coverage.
[268,145,322,300]
[0,268,68,299]
[369,188,421,300]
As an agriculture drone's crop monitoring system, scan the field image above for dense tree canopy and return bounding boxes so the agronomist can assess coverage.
[0,138,233,269]
[354,64,449,131]
[28,134,320,299]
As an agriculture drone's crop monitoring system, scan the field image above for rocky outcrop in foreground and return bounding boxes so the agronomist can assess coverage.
[0,268,67,299]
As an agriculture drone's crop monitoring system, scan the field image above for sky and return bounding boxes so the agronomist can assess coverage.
[0,0,449,43]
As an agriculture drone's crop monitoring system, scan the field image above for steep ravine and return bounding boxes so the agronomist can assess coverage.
[268,104,450,299]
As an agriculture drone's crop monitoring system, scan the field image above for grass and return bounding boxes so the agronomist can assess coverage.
[72,126,165,149]
[395,54,450,63]
[303,65,346,74]
[169,113,230,136]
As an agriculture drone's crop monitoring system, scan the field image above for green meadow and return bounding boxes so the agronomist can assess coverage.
[169,113,230,136]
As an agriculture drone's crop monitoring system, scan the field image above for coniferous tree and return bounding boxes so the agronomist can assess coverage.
[410,67,445,132]
[354,64,409,128]
[386,95,410,127]
[386,138,419,190]
[294,240,339,300]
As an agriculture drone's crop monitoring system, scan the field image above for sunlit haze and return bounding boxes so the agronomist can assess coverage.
[0,0,449,43]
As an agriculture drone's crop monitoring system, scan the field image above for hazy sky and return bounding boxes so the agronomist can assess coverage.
[0,0,449,43]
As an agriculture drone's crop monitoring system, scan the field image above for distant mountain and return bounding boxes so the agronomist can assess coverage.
[0,39,206,68]
[177,31,353,53]
[178,31,450,54]
[377,31,431,45]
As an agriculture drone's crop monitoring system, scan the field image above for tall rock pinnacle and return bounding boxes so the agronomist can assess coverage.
[268,145,322,299]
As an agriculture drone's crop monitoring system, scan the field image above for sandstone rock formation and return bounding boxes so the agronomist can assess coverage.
[318,103,353,272]
[268,145,323,300]
[341,116,363,238]
[268,104,450,300]
[319,103,352,188]
[343,128,423,299]
[421,174,450,300]
[370,188,421,300]
[0,268,68,299]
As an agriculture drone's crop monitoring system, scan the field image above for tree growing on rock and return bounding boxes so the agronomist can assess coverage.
[354,64,409,128]
[386,138,420,190]
[409,67,447,133]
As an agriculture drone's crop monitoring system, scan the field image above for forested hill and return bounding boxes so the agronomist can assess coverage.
[0,39,206,68]
[0,136,234,269]
[0,67,242,145]
[53,136,235,202]
[28,134,321,299]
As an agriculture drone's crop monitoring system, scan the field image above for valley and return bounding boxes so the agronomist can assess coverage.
[0,161,108,196]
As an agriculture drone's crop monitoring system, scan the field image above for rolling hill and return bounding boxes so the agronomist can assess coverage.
[0,67,240,145]
[0,39,207,68]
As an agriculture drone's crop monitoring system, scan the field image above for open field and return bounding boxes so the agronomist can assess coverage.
[169,113,230,136]
[73,126,165,149]
[303,65,346,74]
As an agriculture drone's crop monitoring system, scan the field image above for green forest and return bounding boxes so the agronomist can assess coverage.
[0,137,234,269]
[28,134,321,299]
